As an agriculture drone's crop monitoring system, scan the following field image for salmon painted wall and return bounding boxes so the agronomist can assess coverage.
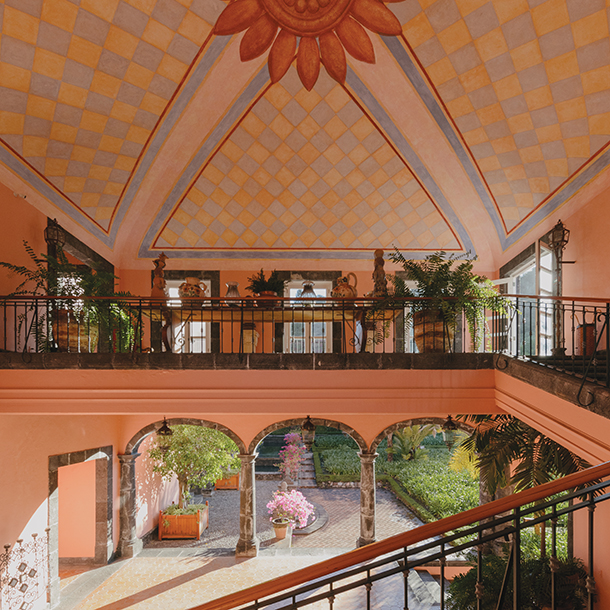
[58,460,95,558]
[0,183,48,295]
[0,368,499,451]
[0,414,123,551]
[562,182,610,299]
[135,435,179,538]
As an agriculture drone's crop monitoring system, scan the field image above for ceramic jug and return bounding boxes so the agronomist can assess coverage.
[178,277,207,299]
[331,272,358,298]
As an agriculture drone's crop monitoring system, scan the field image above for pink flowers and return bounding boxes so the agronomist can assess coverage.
[277,432,306,480]
[267,489,314,528]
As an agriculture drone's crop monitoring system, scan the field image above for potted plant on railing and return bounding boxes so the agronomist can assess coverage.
[246,269,287,306]
[0,241,137,352]
[149,424,239,540]
[388,250,511,353]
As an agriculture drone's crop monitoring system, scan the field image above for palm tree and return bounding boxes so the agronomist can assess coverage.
[459,414,591,557]
[391,424,440,461]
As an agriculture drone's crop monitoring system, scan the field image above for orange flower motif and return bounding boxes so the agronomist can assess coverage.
[214,0,404,90]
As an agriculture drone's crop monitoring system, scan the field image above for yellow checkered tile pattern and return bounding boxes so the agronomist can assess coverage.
[158,67,457,251]
[0,0,217,229]
[400,0,610,231]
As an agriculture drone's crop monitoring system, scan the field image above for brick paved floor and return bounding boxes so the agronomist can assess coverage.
[144,480,423,552]
[58,482,425,610]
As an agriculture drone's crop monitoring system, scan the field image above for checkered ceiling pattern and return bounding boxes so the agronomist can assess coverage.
[398,0,610,231]
[0,0,222,230]
[156,67,458,251]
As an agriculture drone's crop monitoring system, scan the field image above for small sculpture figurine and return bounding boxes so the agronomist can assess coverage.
[151,252,168,299]
[373,249,387,297]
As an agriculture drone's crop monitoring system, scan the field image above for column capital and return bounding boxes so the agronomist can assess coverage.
[358,451,378,462]
[118,452,141,464]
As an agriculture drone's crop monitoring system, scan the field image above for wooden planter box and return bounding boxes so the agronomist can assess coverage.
[215,473,239,489]
[158,502,209,540]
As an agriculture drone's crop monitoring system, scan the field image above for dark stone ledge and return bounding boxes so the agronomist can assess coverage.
[495,355,610,420]
[0,351,495,371]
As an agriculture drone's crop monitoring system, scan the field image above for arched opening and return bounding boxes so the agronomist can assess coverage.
[119,419,246,558]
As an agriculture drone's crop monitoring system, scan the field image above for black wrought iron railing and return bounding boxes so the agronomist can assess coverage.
[1,294,608,383]
[189,461,610,610]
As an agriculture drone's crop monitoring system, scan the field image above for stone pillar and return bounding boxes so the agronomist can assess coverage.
[235,453,259,557]
[357,451,378,547]
[118,453,141,558]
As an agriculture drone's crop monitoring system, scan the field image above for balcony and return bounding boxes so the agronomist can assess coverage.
[0,294,608,385]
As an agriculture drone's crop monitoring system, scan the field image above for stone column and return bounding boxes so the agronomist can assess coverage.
[357,451,378,547]
[235,453,259,557]
[118,453,141,558]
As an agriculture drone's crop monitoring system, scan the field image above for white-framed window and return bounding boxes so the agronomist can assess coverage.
[165,279,211,353]
[284,280,332,353]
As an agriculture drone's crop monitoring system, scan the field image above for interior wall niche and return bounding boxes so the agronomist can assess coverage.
[47,446,113,607]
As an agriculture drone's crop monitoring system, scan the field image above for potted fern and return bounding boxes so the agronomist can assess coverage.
[389,250,510,353]
[0,241,136,352]
[246,269,287,306]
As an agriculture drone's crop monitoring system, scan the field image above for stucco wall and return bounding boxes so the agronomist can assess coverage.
[58,460,96,558]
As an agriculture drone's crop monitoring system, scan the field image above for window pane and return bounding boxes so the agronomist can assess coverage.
[312,322,326,336]
[291,338,305,353]
[291,322,305,337]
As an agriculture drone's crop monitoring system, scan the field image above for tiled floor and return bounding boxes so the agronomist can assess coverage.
[58,481,423,610]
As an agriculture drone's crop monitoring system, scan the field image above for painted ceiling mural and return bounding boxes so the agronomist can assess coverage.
[0,0,608,261]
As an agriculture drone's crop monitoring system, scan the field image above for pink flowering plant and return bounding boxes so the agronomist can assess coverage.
[267,489,314,528]
[277,432,306,480]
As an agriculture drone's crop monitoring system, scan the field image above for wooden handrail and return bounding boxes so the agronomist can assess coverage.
[189,461,610,610]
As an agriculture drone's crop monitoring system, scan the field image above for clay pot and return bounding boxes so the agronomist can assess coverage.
[178,277,207,303]
[52,309,99,353]
[332,273,358,298]
[413,310,455,353]
[272,518,292,540]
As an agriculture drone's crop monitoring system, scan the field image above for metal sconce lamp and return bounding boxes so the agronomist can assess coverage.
[441,415,458,451]
[44,218,66,259]
[301,415,316,450]
[547,220,574,356]
[157,417,173,453]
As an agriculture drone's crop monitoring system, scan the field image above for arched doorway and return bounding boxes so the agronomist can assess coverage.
[119,419,246,558]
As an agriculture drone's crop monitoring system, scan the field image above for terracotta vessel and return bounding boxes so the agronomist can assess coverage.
[413,310,455,353]
[332,273,358,298]
[178,277,207,300]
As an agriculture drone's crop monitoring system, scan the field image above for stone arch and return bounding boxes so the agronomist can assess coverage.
[248,417,367,454]
[370,417,475,452]
[125,417,247,455]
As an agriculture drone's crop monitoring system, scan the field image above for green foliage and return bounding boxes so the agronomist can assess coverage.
[390,425,440,461]
[378,475,436,523]
[393,455,479,519]
[447,553,588,610]
[321,447,361,476]
[313,434,358,450]
[163,503,208,516]
[149,425,239,508]
[245,269,287,295]
[388,250,511,350]
[0,241,139,351]
[448,431,479,480]
[459,414,591,496]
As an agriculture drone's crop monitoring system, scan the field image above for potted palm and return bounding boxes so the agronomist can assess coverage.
[389,250,510,353]
[148,424,240,540]
[246,269,287,306]
[0,241,135,352]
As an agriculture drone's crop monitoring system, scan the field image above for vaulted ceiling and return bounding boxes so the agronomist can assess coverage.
[0,0,608,267]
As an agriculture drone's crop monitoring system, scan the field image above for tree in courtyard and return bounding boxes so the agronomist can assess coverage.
[149,424,240,508]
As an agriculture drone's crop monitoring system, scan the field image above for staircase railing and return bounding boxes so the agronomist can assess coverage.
[188,461,610,610]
